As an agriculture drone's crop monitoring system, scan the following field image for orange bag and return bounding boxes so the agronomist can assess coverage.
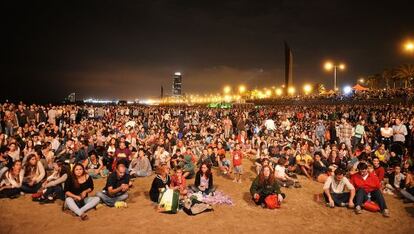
[363,200,380,212]
[324,130,331,141]
[265,194,280,209]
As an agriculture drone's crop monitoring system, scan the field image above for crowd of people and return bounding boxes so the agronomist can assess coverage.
[1,101,413,220]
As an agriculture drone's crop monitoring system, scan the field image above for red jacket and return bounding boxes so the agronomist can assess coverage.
[351,172,381,193]
[374,167,385,182]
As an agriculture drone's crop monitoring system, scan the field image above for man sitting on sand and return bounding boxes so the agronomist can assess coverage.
[351,162,390,217]
[323,168,355,208]
[97,160,130,208]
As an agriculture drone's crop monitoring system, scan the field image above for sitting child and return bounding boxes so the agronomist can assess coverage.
[170,166,188,198]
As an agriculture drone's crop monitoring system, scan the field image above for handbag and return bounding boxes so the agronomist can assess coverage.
[363,200,380,212]
[264,194,280,209]
[158,188,179,214]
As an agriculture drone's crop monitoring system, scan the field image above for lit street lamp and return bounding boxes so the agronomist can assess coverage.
[324,61,346,91]
[303,84,312,95]
[238,85,246,94]
[223,86,231,94]
[403,40,414,53]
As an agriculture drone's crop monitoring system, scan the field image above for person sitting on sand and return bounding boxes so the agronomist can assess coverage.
[170,166,188,197]
[0,160,23,199]
[351,162,390,217]
[33,159,69,203]
[191,163,215,195]
[149,163,170,203]
[274,158,298,188]
[179,154,195,179]
[323,168,355,208]
[129,148,152,177]
[21,154,45,194]
[313,152,329,183]
[63,163,100,220]
[296,146,313,179]
[250,165,285,208]
[96,160,130,208]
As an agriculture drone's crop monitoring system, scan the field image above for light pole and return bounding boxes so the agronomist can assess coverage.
[324,62,345,91]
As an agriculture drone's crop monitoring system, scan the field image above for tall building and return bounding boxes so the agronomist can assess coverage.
[284,42,293,89]
[160,85,164,99]
[172,72,182,96]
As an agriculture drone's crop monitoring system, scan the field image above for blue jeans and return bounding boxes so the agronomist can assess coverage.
[323,192,350,206]
[354,188,387,211]
[65,196,100,216]
[43,185,64,200]
[96,191,128,207]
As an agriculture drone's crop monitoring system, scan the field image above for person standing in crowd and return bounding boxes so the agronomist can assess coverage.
[339,118,353,150]
[232,143,244,183]
[392,118,407,145]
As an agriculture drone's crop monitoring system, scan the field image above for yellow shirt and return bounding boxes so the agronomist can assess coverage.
[296,154,313,165]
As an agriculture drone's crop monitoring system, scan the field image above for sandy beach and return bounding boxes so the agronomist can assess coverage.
[1,158,413,234]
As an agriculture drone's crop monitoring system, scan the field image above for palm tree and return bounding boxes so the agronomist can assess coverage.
[381,69,392,90]
[395,64,414,88]
[390,68,399,89]
[366,75,377,89]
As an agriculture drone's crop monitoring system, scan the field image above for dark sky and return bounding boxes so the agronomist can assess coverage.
[2,0,413,102]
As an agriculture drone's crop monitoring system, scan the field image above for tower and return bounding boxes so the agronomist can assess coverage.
[284,42,293,89]
[172,72,182,96]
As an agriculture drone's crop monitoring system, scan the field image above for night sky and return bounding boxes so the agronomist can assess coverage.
[2,0,413,102]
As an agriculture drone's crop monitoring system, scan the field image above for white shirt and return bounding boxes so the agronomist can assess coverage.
[323,176,355,194]
[274,165,286,178]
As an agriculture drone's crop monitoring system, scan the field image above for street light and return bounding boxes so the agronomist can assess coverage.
[403,40,414,53]
[223,86,231,94]
[303,84,312,94]
[358,78,365,84]
[324,61,346,91]
[287,86,295,95]
[238,85,246,94]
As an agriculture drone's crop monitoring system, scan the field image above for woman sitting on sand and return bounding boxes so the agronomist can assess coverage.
[32,159,69,203]
[149,163,171,203]
[0,160,23,199]
[21,154,45,193]
[191,163,215,195]
[313,152,329,183]
[250,165,285,208]
[63,163,100,221]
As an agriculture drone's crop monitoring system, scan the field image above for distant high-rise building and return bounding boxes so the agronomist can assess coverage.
[172,72,182,96]
[284,42,293,89]
[160,85,164,99]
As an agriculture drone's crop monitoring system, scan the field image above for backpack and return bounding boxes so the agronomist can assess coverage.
[183,198,213,215]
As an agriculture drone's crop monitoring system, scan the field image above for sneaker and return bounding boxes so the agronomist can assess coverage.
[114,201,128,208]
[382,209,390,217]
[340,202,348,207]
[355,205,362,214]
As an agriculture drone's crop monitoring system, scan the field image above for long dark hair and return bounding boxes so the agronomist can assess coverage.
[198,163,212,177]
[24,154,37,176]
[71,163,86,188]
[258,165,275,186]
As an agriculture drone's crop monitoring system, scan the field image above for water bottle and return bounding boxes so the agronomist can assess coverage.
[367,193,371,201]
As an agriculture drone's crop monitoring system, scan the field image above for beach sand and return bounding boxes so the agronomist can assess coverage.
[1,159,413,234]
